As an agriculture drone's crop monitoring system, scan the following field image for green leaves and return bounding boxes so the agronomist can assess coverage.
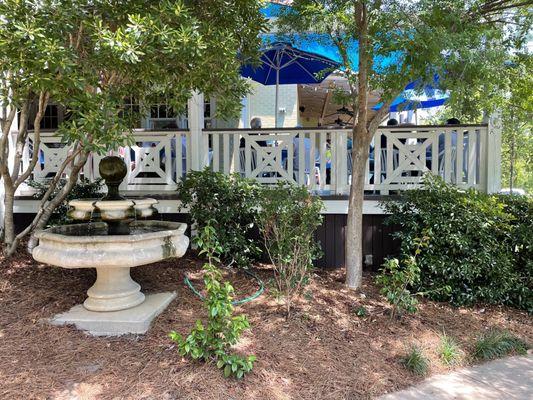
[376,255,421,319]
[169,221,256,379]
[257,183,323,317]
[0,0,265,151]
[178,169,262,268]
[383,175,532,311]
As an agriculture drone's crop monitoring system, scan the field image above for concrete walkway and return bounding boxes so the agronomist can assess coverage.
[379,355,533,400]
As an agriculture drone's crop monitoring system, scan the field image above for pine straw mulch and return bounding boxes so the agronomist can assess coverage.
[0,251,531,400]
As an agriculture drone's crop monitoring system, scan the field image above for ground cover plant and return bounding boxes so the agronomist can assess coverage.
[473,330,529,361]
[169,223,255,379]
[438,333,462,366]
[383,176,533,312]
[401,345,429,376]
[177,169,262,268]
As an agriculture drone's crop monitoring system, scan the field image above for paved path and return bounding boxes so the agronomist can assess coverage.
[379,355,533,400]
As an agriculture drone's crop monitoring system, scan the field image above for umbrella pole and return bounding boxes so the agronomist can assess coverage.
[275,68,279,128]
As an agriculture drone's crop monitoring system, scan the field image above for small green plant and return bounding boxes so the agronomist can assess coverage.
[376,257,419,318]
[438,333,461,366]
[354,306,368,318]
[257,183,323,318]
[473,330,528,361]
[177,169,261,268]
[169,223,256,379]
[29,177,104,226]
[401,345,429,376]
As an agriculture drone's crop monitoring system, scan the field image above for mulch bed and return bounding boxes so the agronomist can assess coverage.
[0,251,531,400]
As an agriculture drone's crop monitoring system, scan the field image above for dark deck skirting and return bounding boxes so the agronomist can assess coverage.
[14,211,400,271]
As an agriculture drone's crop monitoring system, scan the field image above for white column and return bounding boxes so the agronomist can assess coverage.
[187,92,206,171]
[485,111,502,193]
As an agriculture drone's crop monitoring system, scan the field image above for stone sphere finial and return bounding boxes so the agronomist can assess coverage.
[99,156,127,184]
[99,156,127,201]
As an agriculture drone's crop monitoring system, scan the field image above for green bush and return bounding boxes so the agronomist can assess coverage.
[473,330,528,361]
[257,183,323,317]
[383,176,532,312]
[30,178,103,226]
[177,169,262,268]
[497,194,533,289]
[169,223,256,379]
[376,257,420,319]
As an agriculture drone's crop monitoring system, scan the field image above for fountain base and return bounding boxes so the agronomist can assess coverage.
[49,292,177,336]
[84,267,145,312]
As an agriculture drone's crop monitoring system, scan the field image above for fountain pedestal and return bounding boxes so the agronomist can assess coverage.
[84,268,145,312]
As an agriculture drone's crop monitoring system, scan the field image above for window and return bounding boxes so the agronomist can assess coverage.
[204,97,215,128]
[40,105,59,129]
[147,100,188,129]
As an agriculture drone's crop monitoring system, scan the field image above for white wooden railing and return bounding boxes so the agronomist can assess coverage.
[25,130,190,192]
[21,124,491,195]
[205,124,490,194]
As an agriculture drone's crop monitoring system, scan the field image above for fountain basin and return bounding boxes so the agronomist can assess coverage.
[33,220,189,312]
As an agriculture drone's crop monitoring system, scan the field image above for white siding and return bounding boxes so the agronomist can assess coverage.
[245,82,299,128]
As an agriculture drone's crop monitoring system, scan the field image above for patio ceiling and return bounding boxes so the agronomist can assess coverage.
[298,75,382,126]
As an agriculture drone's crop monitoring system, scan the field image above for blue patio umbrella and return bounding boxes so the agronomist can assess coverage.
[241,41,340,127]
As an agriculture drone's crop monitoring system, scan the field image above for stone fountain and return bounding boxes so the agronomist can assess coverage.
[32,156,189,336]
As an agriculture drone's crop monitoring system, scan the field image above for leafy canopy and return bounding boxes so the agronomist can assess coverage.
[276,0,531,117]
[0,0,267,151]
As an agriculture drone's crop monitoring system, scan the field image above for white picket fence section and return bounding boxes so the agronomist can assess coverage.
[22,125,489,195]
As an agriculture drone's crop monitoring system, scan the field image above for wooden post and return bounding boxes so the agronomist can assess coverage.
[485,111,502,193]
[187,92,206,171]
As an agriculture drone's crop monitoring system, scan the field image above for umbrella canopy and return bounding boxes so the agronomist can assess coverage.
[241,41,340,127]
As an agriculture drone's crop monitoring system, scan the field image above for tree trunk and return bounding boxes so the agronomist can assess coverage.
[345,2,370,289]
[4,147,88,255]
[345,127,374,288]
[23,151,89,254]
[3,185,15,248]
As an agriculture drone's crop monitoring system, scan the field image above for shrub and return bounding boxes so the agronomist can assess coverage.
[473,330,528,361]
[383,175,532,312]
[376,236,430,318]
[30,178,104,226]
[169,223,256,379]
[177,169,261,268]
[376,257,420,318]
[257,183,323,317]
[497,194,533,291]
[401,345,429,376]
[438,333,462,366]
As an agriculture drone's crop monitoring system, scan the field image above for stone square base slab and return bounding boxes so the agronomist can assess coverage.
[49,292,176,336]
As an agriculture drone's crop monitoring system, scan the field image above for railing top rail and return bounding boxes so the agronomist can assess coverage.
[203,123,488,133]
[25,123,488,136]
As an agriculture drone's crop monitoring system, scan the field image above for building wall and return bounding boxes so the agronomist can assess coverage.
[243,81,299,128]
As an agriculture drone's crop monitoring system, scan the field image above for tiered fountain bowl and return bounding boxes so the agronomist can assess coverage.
[32,156,189,313]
